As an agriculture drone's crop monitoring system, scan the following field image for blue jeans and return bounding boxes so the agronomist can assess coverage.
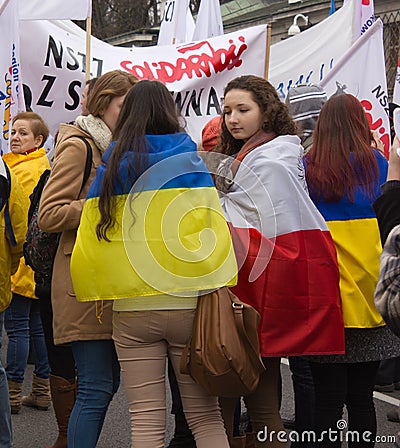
[0,311,12,448]
[68,340,120,448]
[4,294,49,382]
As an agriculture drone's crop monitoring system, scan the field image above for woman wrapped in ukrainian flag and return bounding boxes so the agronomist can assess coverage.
[70,79,237,448]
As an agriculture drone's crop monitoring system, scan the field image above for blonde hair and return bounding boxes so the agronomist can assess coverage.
[12,111,49,146]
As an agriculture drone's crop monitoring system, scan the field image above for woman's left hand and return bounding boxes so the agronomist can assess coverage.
[371,130,385,154]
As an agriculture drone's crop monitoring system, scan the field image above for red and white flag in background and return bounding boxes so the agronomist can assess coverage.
[321,19,391,156]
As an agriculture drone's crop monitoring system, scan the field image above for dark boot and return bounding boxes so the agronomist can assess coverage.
[245,432,256,448]
[230,435,246,447]
[47,375,77,448]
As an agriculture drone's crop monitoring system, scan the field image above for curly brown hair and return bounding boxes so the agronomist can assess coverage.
[216,75,297,155]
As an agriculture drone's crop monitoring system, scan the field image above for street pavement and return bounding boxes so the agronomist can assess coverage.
[4,345,400,447]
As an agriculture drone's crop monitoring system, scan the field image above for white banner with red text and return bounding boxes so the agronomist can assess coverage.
[19,20,267,144]
[15,0,357,149]
[320,19,390,156]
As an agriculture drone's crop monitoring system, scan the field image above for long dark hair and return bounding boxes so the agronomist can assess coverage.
[216,75,297,155]
[96,80,182,241]
[305,94,379,202]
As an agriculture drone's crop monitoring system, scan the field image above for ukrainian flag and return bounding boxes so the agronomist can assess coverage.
[71,133,237,302]
[309,150,387,328]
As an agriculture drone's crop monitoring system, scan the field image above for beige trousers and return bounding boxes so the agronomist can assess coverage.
[113,309,229,448]
[219,357,286,447]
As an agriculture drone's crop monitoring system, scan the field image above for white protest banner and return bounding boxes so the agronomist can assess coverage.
[320,19,390,156]
[158,0,193,45]
[269,0,355,100]
[393,54,400,106]
[193,0,224,40]
[19,20,267,145]
[0,0,23,155]
[186,9,195,42]
[16,0,362,150]
[18,0,91,20]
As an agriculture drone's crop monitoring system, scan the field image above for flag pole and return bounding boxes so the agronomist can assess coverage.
[264,23,272,80]
[0,0,11,16]
[85,15,91,82]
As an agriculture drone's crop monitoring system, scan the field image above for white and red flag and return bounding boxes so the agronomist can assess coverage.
[220,136,345,357]
[321,19,390,156]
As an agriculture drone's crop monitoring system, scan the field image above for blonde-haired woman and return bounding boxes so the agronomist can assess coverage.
[39,70,137,448]
[2,111,51,415]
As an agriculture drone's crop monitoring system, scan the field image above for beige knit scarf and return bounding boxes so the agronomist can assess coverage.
[75,114,112,154]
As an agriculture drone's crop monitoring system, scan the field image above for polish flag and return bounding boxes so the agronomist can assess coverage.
[220,136,345,357]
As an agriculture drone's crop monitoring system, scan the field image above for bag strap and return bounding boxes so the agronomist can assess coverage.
[30,136,92,218]
[0,159,10,213]
[72,136,93,195]
[27,169,51,224]
[3,163,17,247]
[231,300,265,372]
[180,340,191,375]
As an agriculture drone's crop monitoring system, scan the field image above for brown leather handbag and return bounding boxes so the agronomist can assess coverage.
[180,287,265,397]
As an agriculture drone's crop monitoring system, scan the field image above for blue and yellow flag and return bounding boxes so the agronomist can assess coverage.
[308,150,387,328]
[71,133,237,302]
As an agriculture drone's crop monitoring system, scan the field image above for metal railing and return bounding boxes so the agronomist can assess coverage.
[379,10,400,101]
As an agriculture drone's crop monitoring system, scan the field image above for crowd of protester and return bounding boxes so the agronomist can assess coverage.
[1,69,400,448]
